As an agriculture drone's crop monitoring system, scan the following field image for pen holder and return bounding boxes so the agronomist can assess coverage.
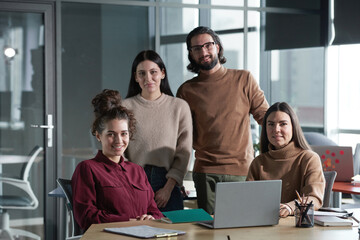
[295,203,314,228]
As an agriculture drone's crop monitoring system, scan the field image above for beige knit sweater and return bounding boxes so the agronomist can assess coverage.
[122,94,192,186]
[247,141,325,211]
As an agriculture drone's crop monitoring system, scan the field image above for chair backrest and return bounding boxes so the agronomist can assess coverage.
[57,178,84,237]
[353,143,360,175]
[304,132,337,146]
[323,171,337,208]
[21,146,43,181]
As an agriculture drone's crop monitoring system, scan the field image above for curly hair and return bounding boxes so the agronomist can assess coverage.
[91,89,136,139]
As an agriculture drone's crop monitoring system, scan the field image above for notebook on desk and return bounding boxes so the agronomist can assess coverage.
[197,180,282,229]
[311,145,354,182]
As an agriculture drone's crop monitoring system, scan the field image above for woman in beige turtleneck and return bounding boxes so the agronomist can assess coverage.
[247,102,325,218]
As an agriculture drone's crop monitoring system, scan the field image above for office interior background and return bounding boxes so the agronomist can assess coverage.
[0,0,360,239]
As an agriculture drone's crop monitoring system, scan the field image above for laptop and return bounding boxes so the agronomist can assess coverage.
[311,145,354,182]
[197,180,282,229]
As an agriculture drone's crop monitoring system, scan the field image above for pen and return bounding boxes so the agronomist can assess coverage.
[155,232,178,238]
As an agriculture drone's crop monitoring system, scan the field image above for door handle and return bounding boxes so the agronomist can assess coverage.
[31,114,54,147]
[31,124,54,129]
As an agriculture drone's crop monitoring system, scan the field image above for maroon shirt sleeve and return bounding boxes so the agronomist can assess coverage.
[71,160,130,230]
[71,153,163,230]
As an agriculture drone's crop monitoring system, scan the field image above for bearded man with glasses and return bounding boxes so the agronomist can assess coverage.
[176,26,269,214]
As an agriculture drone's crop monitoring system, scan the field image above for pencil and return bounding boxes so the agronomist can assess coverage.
[305,195,309,205]
[295,190,302,202]
[301,193,306,205]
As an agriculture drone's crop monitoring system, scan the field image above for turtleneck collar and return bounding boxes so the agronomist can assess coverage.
[267,141,303,160]
[197,65,227,82]
[134,93,167,107]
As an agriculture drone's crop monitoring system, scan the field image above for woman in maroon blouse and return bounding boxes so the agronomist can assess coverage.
[71,89,163,230]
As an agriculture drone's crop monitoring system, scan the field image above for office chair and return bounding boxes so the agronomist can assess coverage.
[304,132,337,146]
[57,178,84,240]
[352,143,360,201]
[322,171,337,208]
[0,145,43,240]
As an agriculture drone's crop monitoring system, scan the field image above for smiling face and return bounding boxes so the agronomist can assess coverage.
[135,60,165,100]
[190,33,220,72]
[96,118,129,163]
[266,111,293,150]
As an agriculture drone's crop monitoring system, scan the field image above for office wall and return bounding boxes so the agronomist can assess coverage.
[62,3,102,150]
[61,3,149,178]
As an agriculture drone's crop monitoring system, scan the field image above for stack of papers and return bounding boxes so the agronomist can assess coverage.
[314,216,353,226]
[351,175,360,184]
[314,210,357,227]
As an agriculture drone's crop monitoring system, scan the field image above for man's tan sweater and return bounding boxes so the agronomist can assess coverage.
[177,66,269,176]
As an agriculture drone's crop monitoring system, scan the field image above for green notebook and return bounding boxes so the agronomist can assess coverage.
[161,208,213,223]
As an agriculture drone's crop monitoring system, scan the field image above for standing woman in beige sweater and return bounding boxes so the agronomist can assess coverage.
[122,50,193,212]
[247,102,325,218]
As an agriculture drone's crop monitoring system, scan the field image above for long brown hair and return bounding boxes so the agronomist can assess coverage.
[126,50,173,98]
[260,102,310,153]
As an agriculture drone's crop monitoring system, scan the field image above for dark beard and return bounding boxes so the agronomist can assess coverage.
[198,57,219,71]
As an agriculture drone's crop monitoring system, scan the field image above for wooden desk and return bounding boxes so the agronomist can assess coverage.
[333,182,360,194]
[80,217,358,240]
[332,182,360,208]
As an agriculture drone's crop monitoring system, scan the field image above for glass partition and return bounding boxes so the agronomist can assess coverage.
[269,47,325,129]
[61,2,151,178]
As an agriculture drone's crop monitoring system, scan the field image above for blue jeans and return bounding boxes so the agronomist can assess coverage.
[144,165,184,212]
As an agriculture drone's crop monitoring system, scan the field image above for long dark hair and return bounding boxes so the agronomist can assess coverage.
[91,89,136,139]
[260,102,310,153]
[186,26,227,73]
[126,50,173,98]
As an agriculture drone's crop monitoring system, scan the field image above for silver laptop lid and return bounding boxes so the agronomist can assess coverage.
[311,145,354,182]
[213,180,282,228]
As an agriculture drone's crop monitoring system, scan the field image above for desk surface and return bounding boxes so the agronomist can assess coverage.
[333,182,360,195]
[80,217,358,240]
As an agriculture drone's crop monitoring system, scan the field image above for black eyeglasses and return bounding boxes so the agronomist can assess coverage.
[189,42,216,53]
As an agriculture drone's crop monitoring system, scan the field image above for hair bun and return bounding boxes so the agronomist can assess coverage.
[92,89,122,117]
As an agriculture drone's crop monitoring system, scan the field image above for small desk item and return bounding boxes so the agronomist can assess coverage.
[198,180,282,229]
[294,200,314,228]
[314,216,353,226]
[311,145,354,182]
[103,225,185,238]
[162,209,212,223]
